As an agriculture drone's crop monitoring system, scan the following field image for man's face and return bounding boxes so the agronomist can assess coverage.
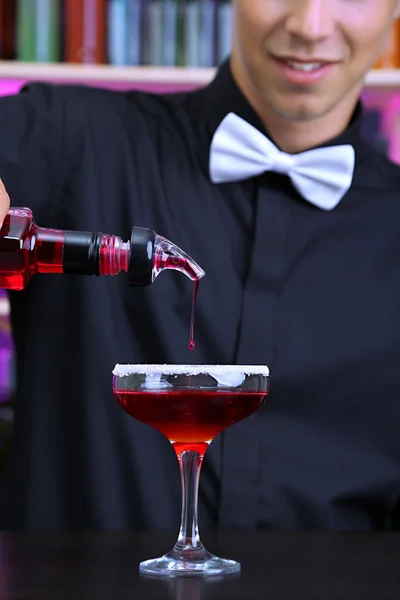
[231,0,400,122]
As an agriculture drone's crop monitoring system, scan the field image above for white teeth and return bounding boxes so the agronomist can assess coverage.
[286,61,324,72]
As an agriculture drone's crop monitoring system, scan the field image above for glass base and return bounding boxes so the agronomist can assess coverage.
[139,548,241,578]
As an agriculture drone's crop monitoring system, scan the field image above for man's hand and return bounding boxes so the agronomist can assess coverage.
[0,179,10,229]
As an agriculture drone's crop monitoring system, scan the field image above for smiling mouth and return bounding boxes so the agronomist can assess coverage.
[273,56,337,72]
[284,60,326,71]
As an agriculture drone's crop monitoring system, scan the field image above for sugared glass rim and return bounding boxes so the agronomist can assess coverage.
[112,364,269,377]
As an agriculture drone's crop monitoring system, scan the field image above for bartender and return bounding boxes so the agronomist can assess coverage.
[0,0,399,531]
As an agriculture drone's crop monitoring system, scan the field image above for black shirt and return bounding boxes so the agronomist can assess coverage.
[0,60,400,531]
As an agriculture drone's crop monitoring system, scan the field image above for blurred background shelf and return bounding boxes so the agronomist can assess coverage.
[0,62,400,89]
[0,61,214,85]
[366,68,400,88]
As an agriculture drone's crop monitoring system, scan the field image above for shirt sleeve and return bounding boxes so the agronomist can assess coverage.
[0,82,68,218]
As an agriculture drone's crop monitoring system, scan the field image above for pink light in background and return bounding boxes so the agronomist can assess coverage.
[363,90,400,165]
[380,95,400,165]
[0,80,24,97]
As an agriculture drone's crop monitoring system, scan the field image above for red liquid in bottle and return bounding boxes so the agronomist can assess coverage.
[0,209,131,290]
[113,389,268,456]
[0,209,64,290]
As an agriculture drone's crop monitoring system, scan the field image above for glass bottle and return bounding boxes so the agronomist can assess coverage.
[0,208,205,290]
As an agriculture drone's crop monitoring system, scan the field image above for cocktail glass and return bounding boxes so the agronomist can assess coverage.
[112,364,269,577]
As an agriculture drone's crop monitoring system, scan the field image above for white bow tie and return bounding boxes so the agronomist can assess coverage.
[209,113,355,211]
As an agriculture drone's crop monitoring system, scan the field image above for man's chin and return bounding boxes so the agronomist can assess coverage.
[269,96,331,123]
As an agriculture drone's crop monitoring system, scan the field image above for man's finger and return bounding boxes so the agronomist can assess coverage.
[0,178,10,229]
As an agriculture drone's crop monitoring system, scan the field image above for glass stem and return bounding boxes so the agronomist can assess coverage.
[175,450,203,551]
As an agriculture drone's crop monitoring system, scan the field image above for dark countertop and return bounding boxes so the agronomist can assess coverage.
[0,530,398,599]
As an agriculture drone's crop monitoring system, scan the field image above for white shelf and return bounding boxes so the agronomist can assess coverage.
[365,69,400,88]
[0,61,215,85]
[0,61,399,89]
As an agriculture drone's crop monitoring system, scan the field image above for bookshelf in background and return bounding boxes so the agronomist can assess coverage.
[1,1,400,69]
[0,0,234,68]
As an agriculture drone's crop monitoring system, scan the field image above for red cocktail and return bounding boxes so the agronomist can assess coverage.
[112,364,269,577]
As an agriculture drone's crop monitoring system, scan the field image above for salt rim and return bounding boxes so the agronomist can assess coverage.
[112,364,269,377]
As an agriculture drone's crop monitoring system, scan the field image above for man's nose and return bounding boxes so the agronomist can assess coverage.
[285,0,335,43]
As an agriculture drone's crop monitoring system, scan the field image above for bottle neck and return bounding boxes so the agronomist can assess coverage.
[34,228,130,277]
[99,235,130,276]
